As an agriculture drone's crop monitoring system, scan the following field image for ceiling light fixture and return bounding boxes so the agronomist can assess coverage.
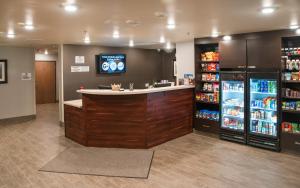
[113,30,120,39]
[160,36,166,43]
[290,25,299,30]
[44,49,48,55]
[211,32,219,38]
[261,7,275,14]
[6,31,15,39]
[166,42,172,49]
[24,24,34,30]
[166,23,176,30]
[223,35,232,41]
[296,29,300,35]
[64,4,78,12]
[84,37,90,44]
[83,31,90,44]
[129,40,134,47]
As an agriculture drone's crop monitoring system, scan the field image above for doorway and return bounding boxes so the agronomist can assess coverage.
[35,61,56,104]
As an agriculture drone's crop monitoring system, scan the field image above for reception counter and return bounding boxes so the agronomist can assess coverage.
[64,85,194,149]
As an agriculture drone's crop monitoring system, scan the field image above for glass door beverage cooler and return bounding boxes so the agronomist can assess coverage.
[247,71,281,151]
[220,71,247,143]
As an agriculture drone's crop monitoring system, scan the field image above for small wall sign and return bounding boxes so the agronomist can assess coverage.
[75,56,85,64]
[21,73,32,80]
[0,59,8,84]
[71,66,90,72]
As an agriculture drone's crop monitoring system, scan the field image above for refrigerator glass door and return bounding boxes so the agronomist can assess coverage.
[221,80,245,131]
[249,79,277,137]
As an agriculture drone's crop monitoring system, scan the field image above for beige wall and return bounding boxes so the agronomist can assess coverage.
[175,41,195,81]
[0,46,36,119]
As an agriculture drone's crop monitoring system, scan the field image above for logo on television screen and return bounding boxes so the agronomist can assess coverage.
[117,62,124,71]
[102,62,109,71]
[109,61,117,71]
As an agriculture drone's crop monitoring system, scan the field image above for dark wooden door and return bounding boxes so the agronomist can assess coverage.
[35,61,56,104]
[219,39,247,69]
[247,37,281,69]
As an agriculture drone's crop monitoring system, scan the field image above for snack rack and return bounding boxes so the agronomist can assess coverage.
[194,43,220,134]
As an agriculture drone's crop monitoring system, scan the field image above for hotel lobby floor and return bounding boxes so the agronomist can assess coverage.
[0,104,299,188]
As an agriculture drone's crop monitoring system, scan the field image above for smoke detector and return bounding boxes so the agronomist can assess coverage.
[125,20,141,27]
[154,12,168,19]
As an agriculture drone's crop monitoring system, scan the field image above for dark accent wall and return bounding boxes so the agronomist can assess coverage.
[161,50,176,82]
[63,45,174,100]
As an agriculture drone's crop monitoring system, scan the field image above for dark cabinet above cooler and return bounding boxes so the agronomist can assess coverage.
[219,39,247,69]
[219,37,281,70]
[247,37,281,69]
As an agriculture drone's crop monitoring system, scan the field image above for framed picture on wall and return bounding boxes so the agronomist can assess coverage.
[0,59,8,84]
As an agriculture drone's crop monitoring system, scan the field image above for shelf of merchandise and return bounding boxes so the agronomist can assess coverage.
[194,43,220,134]
[195,100,219,105]
[280,37,300,154]
[282,96,300,100]
[199,71,220,73]
[282,110,300,114]
[282,80,300,83]
[250,107,276,111]
[198,60,219,63]
[200,80,219,83]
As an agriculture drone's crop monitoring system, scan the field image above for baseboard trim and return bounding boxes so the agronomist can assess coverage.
[0,115,36,125]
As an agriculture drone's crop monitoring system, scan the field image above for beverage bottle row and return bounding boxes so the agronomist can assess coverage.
[223,118,244,130]
[250,97,277,110]
[251,120,277,136]
[251,110,277,122]
[222,82,244,92]
[251,80,277,93]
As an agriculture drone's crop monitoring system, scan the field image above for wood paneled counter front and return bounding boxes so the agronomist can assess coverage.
[64,85,194,148]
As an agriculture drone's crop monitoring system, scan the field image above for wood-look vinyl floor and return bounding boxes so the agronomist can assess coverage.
[0,104,299,188]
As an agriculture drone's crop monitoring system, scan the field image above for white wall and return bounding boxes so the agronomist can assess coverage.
[0,46,36,119]
[175,41,195,81]
[58,45,64,123]
[35,53,59,101]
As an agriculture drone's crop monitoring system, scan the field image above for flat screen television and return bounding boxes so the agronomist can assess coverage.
[96,54,126,74]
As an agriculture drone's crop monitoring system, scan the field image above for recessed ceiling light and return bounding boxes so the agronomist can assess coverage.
[83,31,90,43]
[44,49,48,55]
[113,31,120,39]
[296,29,300,35]
[261,7,275,14]
[24,24,34,30]
[290,25,299,30]
[166,42,172,49]
[125,20,141,27]
[129,40,134,47]
[166,23,176,30]
[223,35,232,41]
[211,32,219,38]
[64,4,78,12]
[160,36,166,43]
[7,33,15,39]
[154,12,168,19]
[84,37,90,44]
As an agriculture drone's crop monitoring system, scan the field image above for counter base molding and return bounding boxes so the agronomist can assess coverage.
[64,88,194,148]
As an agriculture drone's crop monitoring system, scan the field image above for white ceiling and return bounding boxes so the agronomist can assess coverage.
[0,0,300,48]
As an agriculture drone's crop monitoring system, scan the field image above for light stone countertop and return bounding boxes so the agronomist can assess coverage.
[76,85,195,96]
